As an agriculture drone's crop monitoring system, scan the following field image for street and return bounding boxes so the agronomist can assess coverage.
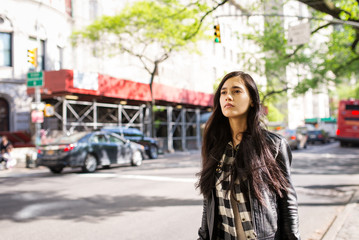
[0,141,358,240]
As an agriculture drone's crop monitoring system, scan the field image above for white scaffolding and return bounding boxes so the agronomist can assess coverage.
[45,97,206,152]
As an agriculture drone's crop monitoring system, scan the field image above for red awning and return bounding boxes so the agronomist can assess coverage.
[27,69,213,107]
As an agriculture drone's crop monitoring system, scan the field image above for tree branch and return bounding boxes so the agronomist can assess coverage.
[184,0,229,40]
[298,0,342,19]
[333,56,359,75]
[298,0,359,54]
[121,47,153,74]
[168,1,201,18]
[262,87,290,104]
[352,30,359,51]
[228,0,250,14]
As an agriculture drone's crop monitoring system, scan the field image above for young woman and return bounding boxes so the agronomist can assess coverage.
[197,71,300,240]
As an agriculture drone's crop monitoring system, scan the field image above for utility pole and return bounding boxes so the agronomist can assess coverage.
[35,21,41,147]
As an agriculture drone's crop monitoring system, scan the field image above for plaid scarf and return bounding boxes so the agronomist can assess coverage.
[215,142,257,240]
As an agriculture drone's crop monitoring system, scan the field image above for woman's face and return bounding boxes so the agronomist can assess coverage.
[219,76,252,120]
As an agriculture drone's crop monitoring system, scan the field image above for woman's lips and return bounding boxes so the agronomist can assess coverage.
[224,103,234,108]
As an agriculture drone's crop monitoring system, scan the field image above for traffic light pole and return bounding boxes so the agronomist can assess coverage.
[35,22,41,147]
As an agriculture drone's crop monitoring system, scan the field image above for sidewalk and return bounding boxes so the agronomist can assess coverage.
[322,189,359,240]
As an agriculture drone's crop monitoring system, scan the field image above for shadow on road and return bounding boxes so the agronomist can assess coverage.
[0,190,202,223]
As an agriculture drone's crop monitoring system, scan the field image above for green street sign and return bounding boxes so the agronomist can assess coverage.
[27,71,44,87]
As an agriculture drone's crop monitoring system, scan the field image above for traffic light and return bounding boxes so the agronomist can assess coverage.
[27,48,38,68]
[214,24,221,43]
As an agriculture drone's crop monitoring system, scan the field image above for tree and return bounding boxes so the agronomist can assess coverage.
[232,1,358,106]
[71,0,215,136]
[216,0,359,120]
[293,1,359,93]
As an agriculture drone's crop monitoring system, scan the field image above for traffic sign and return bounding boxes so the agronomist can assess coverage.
[31,110,44,123]
[27,71,44,87]
[44,104,55,117]
[288,22,310,46]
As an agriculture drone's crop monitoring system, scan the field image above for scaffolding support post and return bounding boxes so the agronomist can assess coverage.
[62,98,67,133]
[93,100,97,129]
[167,106,174,153]
[181,108,186,151]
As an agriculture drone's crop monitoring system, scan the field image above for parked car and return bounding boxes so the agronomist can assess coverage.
[307,129,330,144]
[36,131,145,174]
[102,127,159,159]
[275,128,308,150]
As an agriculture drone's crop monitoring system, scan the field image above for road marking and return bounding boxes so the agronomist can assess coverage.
[78,173,197,183]
[119,174,197,183]
[77,173,117,178]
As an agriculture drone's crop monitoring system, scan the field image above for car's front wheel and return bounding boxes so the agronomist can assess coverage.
[49,166,63,174]
[82,154,97,173]
[131,150,143,166]
[148,145,158,159]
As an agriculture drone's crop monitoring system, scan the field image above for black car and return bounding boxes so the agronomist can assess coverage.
[37,131,145,174]
[102,127,159,159]
[307,129,329,144]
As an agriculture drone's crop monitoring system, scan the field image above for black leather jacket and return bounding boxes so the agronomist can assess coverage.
[198,132,301,240]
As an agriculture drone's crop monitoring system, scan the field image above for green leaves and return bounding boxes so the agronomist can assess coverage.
[336,0,359,20]
[72,0,209,55]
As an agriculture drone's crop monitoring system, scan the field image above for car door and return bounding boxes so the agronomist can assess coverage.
[91,133,114,165]
[108,134,130,164]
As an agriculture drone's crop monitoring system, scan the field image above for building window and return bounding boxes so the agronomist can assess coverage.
[0,32,12,67]
[40,40,45,70]
[55,46,63,70]
[89,0,98,20]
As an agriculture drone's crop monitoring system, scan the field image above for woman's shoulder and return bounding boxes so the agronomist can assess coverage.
[263,129,285,143]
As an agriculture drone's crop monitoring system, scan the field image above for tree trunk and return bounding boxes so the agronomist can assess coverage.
[149,62,158,138]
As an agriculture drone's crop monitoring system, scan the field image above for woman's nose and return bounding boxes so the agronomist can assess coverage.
[226,94,233,101]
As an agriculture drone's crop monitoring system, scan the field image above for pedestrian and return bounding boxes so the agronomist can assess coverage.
[0,135,14,169]
[196,71,300,240]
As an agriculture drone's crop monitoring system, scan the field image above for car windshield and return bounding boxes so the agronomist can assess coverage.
[50,132,89,144]
[122,128,143,137]
[108,133,126,143]
[103,127,143,137]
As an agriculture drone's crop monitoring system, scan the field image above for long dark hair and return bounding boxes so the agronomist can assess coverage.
[196,71,289,205]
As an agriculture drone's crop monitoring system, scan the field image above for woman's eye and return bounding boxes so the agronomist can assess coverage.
[220,91,226,95]
[234,90,241,94]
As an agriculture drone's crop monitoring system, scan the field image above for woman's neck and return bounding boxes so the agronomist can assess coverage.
[228,118,247,147]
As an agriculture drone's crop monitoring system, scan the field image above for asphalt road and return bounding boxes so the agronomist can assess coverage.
[0,141,358,240]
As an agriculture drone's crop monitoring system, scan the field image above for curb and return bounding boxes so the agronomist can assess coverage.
[321,188,359,240]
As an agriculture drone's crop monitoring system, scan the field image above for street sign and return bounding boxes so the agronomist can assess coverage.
[44,104,55,117]
[31,110,44,123]
[27,71,44,87]
[288,22,310,46]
